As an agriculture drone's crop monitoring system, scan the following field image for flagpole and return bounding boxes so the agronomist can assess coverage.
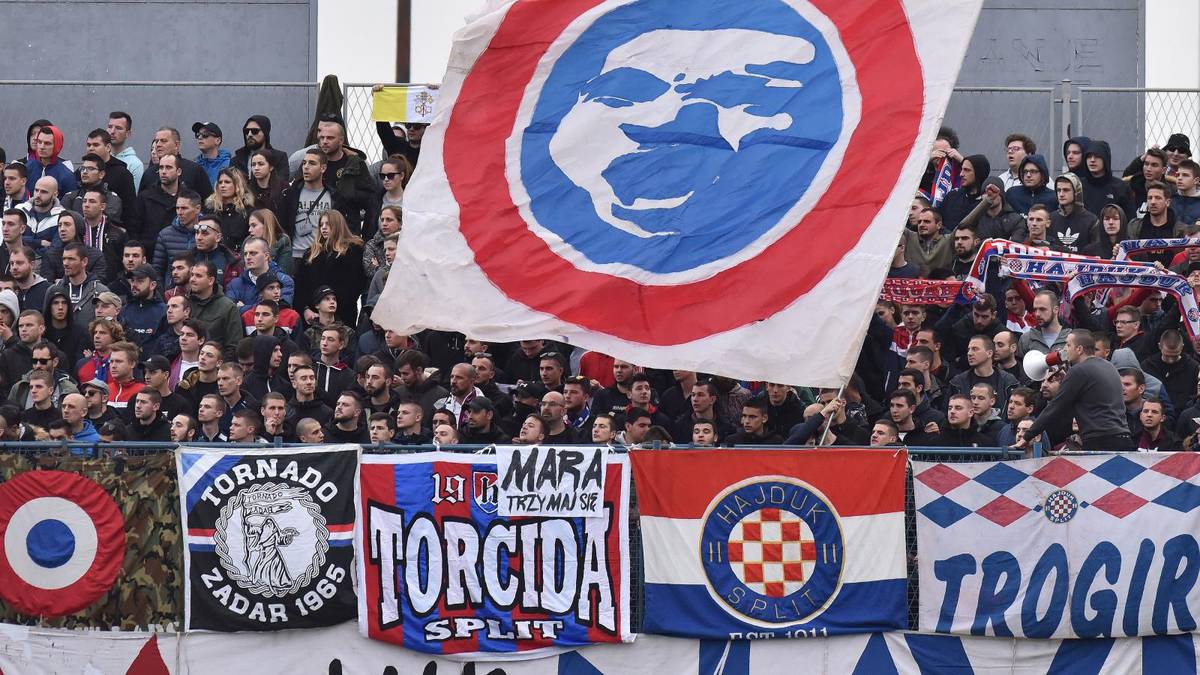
[820,382,847,447]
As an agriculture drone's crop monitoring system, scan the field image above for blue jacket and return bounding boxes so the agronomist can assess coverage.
[195,149,232,187]
[26,159,78,195]
[153,218,196,281]
[1174,193,1200,228]
[225,261,295,306]
[119,297,167,354]
[69,419,101,456]
[1004,154,1057,215]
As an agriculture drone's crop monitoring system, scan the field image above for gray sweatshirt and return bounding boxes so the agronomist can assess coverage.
[1025,356,1129,443]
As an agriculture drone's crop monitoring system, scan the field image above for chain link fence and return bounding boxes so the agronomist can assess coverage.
[342,82,386,162]
[1078,87,1200,167]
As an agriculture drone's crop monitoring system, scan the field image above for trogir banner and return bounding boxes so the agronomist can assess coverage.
[356,451,633,659]
[632,448,907,639]
[177,445,360,632]
[915,455,1200,639]
[375,0,985,387]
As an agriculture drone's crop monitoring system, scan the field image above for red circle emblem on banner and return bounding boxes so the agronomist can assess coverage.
[0,470,126,617]
[443,0,924,345]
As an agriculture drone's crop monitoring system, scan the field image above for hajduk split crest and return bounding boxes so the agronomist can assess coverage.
[178,445,359,631]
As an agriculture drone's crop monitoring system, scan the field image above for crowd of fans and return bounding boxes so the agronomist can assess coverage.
[0,107,1194,452]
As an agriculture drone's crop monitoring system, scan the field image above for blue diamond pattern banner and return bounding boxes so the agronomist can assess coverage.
[913,454,1200,639]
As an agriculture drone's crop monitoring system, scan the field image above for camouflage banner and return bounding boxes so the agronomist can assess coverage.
[0,452,181,630]
[178,444,359,631]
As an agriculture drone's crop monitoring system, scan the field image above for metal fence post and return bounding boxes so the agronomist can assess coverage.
[1060,79,1072,171]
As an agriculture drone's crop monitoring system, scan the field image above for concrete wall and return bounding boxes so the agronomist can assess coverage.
[0,0,317,169]
[945,0,1144,177]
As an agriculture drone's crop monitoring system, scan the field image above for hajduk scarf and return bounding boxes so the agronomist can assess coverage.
[880,278,974,306]
[1114,237,1200,262]
[923,157,959,208]
[1067,266,1200,339]
[966,238,1097,291]
[997,254,1157,283]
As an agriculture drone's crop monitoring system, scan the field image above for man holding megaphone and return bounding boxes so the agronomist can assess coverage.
[1017,331,1132,451]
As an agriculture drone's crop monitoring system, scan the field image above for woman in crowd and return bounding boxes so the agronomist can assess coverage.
[294,210,365,328]
[363,205,401,279]
[205,167,255,247]
[248,209,293,275]
[43,210,106,282]
[248,149,288,220]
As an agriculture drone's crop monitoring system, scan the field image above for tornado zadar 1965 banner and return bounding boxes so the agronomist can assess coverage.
[356,450,632,659]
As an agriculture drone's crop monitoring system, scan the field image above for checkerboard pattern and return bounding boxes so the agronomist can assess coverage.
[914,454,1200,529]
[727,508,816,598]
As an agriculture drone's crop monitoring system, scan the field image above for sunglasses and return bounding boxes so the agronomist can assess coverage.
[195,133,215,140]
[380,172,401,180]
[31,358,52,364]
[243,128,263,135]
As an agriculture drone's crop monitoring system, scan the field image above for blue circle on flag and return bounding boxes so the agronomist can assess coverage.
[700,479,844,626]
[27,519,75,569]
[520,0,844,273]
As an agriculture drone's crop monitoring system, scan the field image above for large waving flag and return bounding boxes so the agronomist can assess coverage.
[376,0,983,386]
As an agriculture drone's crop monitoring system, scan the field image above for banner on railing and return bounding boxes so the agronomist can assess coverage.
[632,449,907,639]
[177,444,360,631]
[0,452,180,630]
[915,454,1200,638]
[496,445,606,517]
[356,451,633,659]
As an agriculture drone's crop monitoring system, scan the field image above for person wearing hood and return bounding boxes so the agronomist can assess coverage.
[186,259,243,361]
[1127,182,1181,259]
[1084,203,1130,259]
[190,122,232,188]
[43,285,84,365]
[1112,348,1176,424]
[244,334,290,400]
[232,116,289,180]
[1048,173,1097,254]
[1062,136,1091,178]
[938,154,989,231]
[1082,140,1136,217]
[1004,154,1056,215]
[960,176,1024,240]
[25,125,77,195]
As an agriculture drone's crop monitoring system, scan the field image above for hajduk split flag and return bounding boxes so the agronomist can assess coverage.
[632,449,908,639]
[374,0,983,387]
[177,445,360,631]
[356,451,633,659]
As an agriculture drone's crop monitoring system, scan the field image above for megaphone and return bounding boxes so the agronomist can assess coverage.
[1023,349,1063,381]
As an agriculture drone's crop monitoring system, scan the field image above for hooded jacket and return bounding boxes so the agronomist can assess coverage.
[939,154,991,231]
[188,288,243,360]
[1111,348,1175,420]
[118,293,166,354]
[194,148,232,187]
[1082,141,1136,218]
[1062,136,1092,178]
[961,175,1025,241]
[1084,203,1129,259]
[1004,154,1056,215]
[25,126,78,194]
[232,115,290,180]
[1048,172,1098,253]
[43,285,84,364]
[1174,189,1200,228]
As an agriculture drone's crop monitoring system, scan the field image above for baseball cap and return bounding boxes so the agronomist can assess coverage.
[191,122,223,138]
[96,291,122,308]
[312,285,336,306]
[143,355,170,372]
[1187,261,1200,275]
[465,397,495,413]
[131,263,157,280]
[81,378,109,395]
[514,381,548,401]
[256,272,281,293]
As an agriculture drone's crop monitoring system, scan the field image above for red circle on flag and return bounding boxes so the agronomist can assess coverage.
[0,470,126,617]
[443,0,924,345]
